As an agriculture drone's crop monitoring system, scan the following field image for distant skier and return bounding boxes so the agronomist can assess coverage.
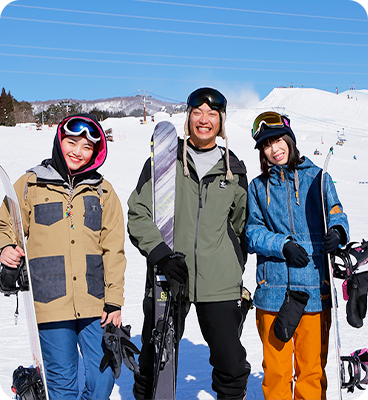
[0,114,126,400]
[245,111,349,400]
[128,87,251,399]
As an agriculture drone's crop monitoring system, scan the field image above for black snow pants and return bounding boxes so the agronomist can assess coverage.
[133,297,250,400]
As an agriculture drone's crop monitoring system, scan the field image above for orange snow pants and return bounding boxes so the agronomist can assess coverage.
[256,308,331,400]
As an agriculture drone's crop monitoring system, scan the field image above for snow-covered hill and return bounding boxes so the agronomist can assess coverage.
[1,86,368,400]
[31,96,185,116]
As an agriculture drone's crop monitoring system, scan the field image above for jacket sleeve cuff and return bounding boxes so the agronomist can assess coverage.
[331,225,348,246]
[103,303,121,314]
[148,242,174,266]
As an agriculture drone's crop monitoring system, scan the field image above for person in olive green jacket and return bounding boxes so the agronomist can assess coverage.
[0,114,126,400]
[128,88,251,400]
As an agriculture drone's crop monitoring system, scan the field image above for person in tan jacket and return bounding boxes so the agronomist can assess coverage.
[0,114,126,400]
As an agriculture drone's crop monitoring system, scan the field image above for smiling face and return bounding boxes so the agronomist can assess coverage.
[263,136,289,166]
[61,135,94,171]
[188,103,220,149]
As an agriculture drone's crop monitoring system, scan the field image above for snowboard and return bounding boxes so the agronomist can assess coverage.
[321,147,342,400]
[151,121,178,399]
[0,166,49,400]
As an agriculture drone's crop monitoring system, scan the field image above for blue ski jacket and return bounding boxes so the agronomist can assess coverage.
[245,156,349,312]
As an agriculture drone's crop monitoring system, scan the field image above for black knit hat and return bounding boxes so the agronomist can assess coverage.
[252,112,296,149]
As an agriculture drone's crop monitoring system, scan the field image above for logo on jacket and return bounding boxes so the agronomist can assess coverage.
[219,180,227,189]
[330,205,342,215]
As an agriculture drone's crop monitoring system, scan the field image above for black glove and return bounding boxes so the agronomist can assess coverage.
[283,241,309,268]
[100,323,140,378]
[323,228,341,253]
[346,271,368,328]
[157,255,188,285]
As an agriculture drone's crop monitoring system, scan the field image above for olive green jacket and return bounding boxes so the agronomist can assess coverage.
[128,139,248,303]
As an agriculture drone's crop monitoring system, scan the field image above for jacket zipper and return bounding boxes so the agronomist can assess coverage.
[193,182,204,303]
[283,166,295,234]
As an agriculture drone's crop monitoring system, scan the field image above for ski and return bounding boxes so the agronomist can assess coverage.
[321,147,342,400]
[151,121,178,399]
[0,166,49,400]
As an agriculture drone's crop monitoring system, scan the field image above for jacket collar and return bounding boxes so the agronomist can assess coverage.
[178,138,247,178]
[27,160,103,187]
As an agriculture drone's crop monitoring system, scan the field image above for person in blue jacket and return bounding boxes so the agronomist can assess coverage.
[245,111,349,400]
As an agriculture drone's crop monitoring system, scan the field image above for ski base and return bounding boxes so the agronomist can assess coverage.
[151,121,178,399]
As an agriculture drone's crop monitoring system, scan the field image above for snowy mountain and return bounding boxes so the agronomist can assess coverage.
[31,96,185,116]
[1,86,368,400]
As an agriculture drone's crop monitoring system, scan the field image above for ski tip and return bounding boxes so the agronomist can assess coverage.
[154,120,175,131]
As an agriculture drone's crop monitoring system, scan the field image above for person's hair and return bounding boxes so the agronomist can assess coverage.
[259,134,301,178]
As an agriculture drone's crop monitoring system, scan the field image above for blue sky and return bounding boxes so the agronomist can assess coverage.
[0,0,367,105]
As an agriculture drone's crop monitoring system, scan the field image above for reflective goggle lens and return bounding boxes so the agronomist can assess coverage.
[187,88,227,112]
[64,118,101,143]
[252,112,288,139]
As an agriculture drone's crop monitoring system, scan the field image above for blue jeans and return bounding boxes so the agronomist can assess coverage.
[38,318,114,400]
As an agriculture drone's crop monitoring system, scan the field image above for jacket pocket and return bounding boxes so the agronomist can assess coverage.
[83,196,102,231]
[227,220,245,271]
[86,254,104,299]
[34,202,63,226]
[29,256,66,303]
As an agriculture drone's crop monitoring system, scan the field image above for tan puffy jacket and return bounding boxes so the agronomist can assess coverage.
[0,167,126,324]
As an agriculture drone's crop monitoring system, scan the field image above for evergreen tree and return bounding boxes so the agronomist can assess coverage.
[13,100,35,123]
[89,107,126,121]
[0,88,5,125]
[34,101,83,125]
[0,88,15,126]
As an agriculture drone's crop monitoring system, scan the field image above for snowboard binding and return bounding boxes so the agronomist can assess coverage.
[341,349,368,393]
[332,239,368,328]
[0,257,29,296]
[12,365,46,400]
[332,239,368,280]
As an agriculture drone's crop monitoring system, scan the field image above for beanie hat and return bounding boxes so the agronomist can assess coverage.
[183,100,233,180]
[252,112,296,149]
[254,126,296,150]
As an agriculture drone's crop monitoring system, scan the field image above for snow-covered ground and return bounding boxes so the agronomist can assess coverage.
[1,87,368,399]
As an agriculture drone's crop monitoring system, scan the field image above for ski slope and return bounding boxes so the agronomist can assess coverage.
[1,87,368,399]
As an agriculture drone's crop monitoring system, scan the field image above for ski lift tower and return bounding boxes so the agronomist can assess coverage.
[139,90,152,124]
[65,102,72,117]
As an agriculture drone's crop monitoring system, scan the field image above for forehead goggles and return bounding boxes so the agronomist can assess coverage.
[63,117,101,144]
[187,87,227,113]
[252,112,291,141]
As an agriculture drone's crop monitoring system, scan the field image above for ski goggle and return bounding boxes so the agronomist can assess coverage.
[187,87,227,113]
[63,118,101,144]
[252,112,290,140]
